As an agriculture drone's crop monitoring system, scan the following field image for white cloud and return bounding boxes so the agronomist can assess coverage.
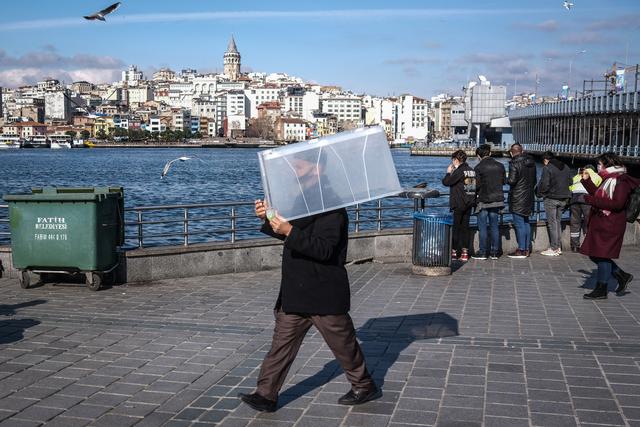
[0,48,125,87]
[0,67,122,87]
[0,49,124,69]
[0,8,556,32]
[519,19,558,32]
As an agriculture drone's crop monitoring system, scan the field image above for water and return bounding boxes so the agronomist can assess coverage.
[0,147,457,206]
[0,147,464,246]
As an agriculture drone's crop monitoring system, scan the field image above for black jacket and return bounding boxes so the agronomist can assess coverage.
[261,208,350,315]
[536,159,572,200]
[474,157,506,204]
[508,154,537,216]
[442,162,476,210]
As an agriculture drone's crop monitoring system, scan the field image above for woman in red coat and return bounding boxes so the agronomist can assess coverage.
[581,152,640,299]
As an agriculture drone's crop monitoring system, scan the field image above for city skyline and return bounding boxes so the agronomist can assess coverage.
[1,0,639,97]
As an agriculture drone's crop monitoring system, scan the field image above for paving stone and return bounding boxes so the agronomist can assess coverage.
[530,413,578,427]
[437,407,483,422]
[576,410,626,425]
[62,403,111,420]
[484,416,530,427]
[529,400,574,415]
[44,415,91,427]
[2,249,640,426]
[91,413,140,427]
[10,405,63,422]
[294,416,342,427]
[391,409,437,425]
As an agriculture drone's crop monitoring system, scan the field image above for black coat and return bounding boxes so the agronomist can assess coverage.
[507,154,537,216]
[474,157,505,204]
[261,208,350,315]
[442,162,476,211]
[536,159,572,200]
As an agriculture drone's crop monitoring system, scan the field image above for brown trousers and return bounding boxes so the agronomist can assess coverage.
[256,310,374,401]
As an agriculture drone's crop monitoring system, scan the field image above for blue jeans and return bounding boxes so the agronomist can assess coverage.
[512,213,531,252]
[477,207,500,254]
[590,257,620,283]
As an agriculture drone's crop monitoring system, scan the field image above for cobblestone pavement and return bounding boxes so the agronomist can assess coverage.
[2,248,640,426]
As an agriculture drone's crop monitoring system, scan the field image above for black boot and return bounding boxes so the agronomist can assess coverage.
[613,270,634,294]
[584,282,608,300]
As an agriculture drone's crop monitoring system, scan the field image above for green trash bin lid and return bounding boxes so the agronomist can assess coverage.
[4,187,123,202]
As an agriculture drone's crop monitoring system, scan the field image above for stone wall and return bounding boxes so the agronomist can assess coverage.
[1,221,639,283]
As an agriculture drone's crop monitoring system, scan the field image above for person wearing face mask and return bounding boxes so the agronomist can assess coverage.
[442,150,476,262]
[580,152,640,299]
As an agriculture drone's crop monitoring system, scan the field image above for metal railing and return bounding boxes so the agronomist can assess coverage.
[0,192,562,249]
[0,204,8,242]
[123,197,422,249]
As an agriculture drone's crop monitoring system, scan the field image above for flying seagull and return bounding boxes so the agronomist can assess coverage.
[84,2,121,21]
[161,156,202,179]
[563,1,574,10]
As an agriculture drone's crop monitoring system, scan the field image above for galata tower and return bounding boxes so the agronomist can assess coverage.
[223,36,241,81]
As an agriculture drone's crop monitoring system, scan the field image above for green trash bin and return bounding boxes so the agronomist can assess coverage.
[4,187,124,291]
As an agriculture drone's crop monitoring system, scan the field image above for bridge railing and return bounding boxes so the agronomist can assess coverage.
[522,143,640,157]
[0,192,559,249]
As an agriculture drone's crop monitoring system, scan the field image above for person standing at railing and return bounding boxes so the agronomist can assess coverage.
[580,152,639,299]
[537,151,572,256]
[442,149,476,262]
[568,164,600,252]
[506,143,537,259]
[472,144,505,260]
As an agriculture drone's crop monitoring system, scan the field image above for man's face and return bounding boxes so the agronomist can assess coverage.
[543,159,549,165]
[291,157,320,188]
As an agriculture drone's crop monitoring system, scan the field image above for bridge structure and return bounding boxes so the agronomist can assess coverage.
[509,86,640,165]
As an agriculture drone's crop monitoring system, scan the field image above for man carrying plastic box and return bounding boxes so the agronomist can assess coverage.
[238,157,380,413]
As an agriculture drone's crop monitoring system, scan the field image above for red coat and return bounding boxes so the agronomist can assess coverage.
[580,174,639,259]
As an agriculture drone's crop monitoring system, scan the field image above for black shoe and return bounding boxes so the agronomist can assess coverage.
[472,252,487,260]
[613,270,633,294]
[489,252,499,260]
[238,392,277,412]
[338,386,382,405]
[583,282,608,300]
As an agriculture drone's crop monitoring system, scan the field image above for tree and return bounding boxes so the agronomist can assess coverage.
[80,130,91,140]
[65,130,77,139]
[247,117,275,140]
[96,129,107,141]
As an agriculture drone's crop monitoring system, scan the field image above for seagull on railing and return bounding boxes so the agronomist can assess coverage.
[84,2,121,21]
[161,156,202,179]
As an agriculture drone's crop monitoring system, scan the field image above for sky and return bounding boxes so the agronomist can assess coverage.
[0,0,639,98]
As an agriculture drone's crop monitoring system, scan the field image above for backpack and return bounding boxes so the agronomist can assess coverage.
[462,170,477,208]
[627,185,640,223]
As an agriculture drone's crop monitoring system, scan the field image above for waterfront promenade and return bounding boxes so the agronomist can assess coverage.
[2,249,640,426]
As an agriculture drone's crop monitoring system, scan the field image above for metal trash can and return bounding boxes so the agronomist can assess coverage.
[412,212,453,276]
[4,187,124,291]
[399,187,441,212]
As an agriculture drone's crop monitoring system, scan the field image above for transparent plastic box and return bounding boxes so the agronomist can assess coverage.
[258,126,402,220]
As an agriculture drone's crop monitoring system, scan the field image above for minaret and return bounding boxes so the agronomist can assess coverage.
[223,36,241,81]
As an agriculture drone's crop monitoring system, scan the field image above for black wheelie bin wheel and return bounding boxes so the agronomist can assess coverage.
[18,270,31,289]
[86,272,102,291]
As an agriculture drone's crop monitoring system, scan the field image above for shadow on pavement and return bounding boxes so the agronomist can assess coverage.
[0,319,41,344]
[278,312,458,408]
[0,299,47,316]
[0,299,46,344]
